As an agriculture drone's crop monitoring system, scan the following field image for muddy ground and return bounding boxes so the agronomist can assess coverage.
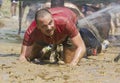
[0,1,120,83]
[0,15,120,83]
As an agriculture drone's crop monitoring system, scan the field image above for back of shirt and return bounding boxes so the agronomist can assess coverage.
[48,7,77,24]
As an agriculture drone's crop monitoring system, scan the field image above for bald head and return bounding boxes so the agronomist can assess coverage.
[35,9,51,23]
[35,8,55,36]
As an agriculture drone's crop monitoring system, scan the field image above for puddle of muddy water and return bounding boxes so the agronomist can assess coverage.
[0,27,26,54]
[0,27,24,44]
[0,28,23,43]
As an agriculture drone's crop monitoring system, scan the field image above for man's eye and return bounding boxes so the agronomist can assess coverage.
[41,25,48,29]
[49,20,53,25]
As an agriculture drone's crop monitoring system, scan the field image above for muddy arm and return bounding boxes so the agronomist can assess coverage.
[68,33,86,66]
[19,45,33,62]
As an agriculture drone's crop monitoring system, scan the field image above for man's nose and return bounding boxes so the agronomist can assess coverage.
[46,25,52,30]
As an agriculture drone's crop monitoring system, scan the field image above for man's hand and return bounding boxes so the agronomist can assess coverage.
[69,62,78,66]
[19,55,27,62]
[19,45,32,62]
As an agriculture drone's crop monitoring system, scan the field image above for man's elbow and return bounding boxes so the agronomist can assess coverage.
[78,44,86,57]
[82,45,86,54]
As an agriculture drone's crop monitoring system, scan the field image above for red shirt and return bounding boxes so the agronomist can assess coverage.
[23,7,79,46]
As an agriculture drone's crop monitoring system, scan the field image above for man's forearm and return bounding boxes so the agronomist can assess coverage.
[70,47,86,65]
[19,45,33,61]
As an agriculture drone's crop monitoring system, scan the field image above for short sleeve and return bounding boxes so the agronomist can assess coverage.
[23,20,37,46]
[65,19,79,38]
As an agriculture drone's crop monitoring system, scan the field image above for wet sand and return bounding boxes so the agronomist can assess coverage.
[0,17,120,83]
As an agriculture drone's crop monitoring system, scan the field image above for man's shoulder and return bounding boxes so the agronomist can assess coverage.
[26,20,37,33]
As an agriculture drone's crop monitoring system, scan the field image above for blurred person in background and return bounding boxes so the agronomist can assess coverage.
[0,0,2,9]
[0,0,3,17]
[10,0,18,19]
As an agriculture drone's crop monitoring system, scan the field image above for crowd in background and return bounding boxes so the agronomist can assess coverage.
[0,0,119,21]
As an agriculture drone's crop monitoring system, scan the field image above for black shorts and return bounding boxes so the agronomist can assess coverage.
[79,28,102,56]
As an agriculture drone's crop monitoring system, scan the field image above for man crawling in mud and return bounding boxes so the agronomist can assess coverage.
[19,7,86,66]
